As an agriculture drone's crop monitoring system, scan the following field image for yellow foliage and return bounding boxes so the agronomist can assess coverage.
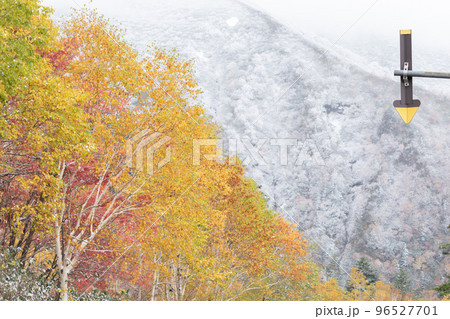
[314,278,346,301]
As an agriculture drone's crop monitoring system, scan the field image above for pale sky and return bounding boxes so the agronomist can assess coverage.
[243,1,450,66]
[242,0,450,50]
[44,0,450,56]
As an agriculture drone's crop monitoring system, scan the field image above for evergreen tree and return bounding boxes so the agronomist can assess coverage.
[434,225,449,298]
[346,257,379,291]
[356,257,379,285]
[434,281,450,298]
[393,268,412,297]
[324,255,341,282]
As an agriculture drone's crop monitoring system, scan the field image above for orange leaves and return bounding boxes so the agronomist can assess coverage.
[2,4,318,300]
[314,278,346,301]
[60,8,142,114]
[343,268,413,301]
[271,216,309,281]
[373,281,402,301]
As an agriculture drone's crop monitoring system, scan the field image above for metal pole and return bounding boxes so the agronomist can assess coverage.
[393,30,421,124]
[394,70,450,79]
[393,29,449,123]
[400,30,414,105]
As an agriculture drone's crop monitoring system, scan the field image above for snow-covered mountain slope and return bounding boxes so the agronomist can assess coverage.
[49,0,449,289]
[240,0,450,97]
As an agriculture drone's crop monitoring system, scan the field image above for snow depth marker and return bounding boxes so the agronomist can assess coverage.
[393,30,450,124]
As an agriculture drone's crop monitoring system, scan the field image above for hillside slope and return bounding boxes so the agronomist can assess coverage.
[51,0,450,289]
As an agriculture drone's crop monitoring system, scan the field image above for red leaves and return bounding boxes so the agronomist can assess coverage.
[1,5,319,301]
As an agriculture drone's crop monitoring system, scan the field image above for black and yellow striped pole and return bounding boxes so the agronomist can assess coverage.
[393,30,450,124]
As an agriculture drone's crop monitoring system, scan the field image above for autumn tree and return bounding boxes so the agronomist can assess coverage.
[314,278,346,301]
[0,0,55,102]
[346,268,374,300]
[46,8,164,301]
[344,267,414,301]
[0,0,90,275]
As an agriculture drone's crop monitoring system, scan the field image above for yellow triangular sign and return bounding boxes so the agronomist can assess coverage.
[395,107,419,124]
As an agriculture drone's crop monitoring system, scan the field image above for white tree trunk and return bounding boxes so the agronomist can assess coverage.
[60,269,69,301]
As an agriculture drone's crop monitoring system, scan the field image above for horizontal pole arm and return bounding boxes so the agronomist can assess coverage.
[394,70,450,79]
